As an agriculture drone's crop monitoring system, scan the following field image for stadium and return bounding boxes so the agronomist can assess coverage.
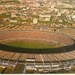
[0,28,75,74]
[0,0,75,74]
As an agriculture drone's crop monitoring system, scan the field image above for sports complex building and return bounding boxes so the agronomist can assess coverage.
[0,27,75,74]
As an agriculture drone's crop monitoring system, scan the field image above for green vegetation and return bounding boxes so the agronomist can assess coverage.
[4,66,15,74]
[0,67,5,73]
[0,0,20,5]
[63,8,75,10]
[13,63,24,74]
[0,41,65,53]
[6,41,55,49]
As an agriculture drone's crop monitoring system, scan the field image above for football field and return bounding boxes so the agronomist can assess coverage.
[6,41,56,49]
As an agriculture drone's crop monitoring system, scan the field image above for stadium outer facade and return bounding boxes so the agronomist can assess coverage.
[0,30,75,73]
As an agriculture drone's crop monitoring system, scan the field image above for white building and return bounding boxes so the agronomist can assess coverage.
[10,20,17,23]
[39,15,51,21]
[72,15,75,19]
[33,18,38,24]
[11,13,17,18]
[45,17,50,21]
[57,12,61,16]
[39,15,51,18]
[72,15,75,21]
